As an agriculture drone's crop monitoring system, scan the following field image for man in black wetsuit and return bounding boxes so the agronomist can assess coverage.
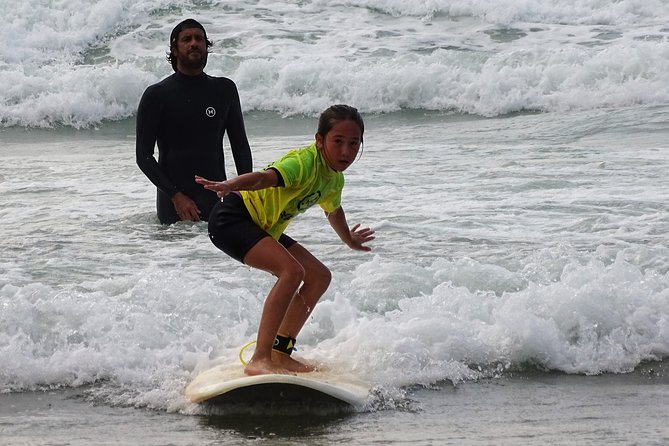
[136,19,253,224]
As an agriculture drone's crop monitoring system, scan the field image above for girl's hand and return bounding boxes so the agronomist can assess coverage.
[348,223,375,251]
[195,175,232,197]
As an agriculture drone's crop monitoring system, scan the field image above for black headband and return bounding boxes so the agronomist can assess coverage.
[170,19,207,45]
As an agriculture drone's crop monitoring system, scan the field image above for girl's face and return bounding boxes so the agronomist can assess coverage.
[316,120,362,172]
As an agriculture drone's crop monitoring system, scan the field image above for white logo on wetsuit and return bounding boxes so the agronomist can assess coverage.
[205,107,216,118]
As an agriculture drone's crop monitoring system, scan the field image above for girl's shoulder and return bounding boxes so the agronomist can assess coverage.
[274,143,318,165]
[271,143,330,186]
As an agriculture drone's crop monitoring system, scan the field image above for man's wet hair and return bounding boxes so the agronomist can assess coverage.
[166,18,213,72]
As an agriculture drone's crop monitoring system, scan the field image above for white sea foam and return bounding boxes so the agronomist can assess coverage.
[1,248,667,410]
[2,0,668,127]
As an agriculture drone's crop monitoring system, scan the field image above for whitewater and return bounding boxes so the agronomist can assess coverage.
[1,0,669,127]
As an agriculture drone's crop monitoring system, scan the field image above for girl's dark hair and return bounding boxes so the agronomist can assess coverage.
[317,104,365,143]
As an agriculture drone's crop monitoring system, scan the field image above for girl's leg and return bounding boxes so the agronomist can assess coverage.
[272,242,331,372]
[242,236,305,376]
[280,242,331,337]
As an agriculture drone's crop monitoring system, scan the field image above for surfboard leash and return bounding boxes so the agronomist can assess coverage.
[238,334,298,365]
[238,340,256,366]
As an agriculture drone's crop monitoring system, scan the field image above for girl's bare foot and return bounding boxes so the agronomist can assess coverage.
[272,351,317,373]
[243,357,290,376]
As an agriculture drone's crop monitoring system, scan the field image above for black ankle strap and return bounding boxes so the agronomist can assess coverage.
[273,334,296,356]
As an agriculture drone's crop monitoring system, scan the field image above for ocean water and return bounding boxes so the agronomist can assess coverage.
[1,0,669,444]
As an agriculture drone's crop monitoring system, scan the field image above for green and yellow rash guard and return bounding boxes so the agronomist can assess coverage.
[240,143,344,239]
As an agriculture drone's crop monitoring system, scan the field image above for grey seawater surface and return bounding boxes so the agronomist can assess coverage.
[1,360,668,445]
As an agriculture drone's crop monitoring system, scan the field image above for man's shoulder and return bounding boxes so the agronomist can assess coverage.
[205,74,238,89]
[143,74,178,94]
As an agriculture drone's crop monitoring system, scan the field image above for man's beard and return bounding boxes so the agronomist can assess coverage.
[179,50,208,70]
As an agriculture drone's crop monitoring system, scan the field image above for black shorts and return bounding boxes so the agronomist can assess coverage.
[207,193,296,263]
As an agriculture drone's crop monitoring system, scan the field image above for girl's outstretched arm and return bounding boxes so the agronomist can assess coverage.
[326,207,375,251]
[195,170,279,197]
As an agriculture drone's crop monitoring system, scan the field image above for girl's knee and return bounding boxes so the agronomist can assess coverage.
[308,263,332,289]
[282,260,305,285]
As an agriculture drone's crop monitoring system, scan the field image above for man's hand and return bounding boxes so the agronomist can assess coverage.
[171,192,201,221]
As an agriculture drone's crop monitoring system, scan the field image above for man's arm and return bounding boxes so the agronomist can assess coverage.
[224,82,253,175]
[135,88,179,197]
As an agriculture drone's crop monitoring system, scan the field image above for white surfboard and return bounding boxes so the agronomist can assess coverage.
[185,364,370,413]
